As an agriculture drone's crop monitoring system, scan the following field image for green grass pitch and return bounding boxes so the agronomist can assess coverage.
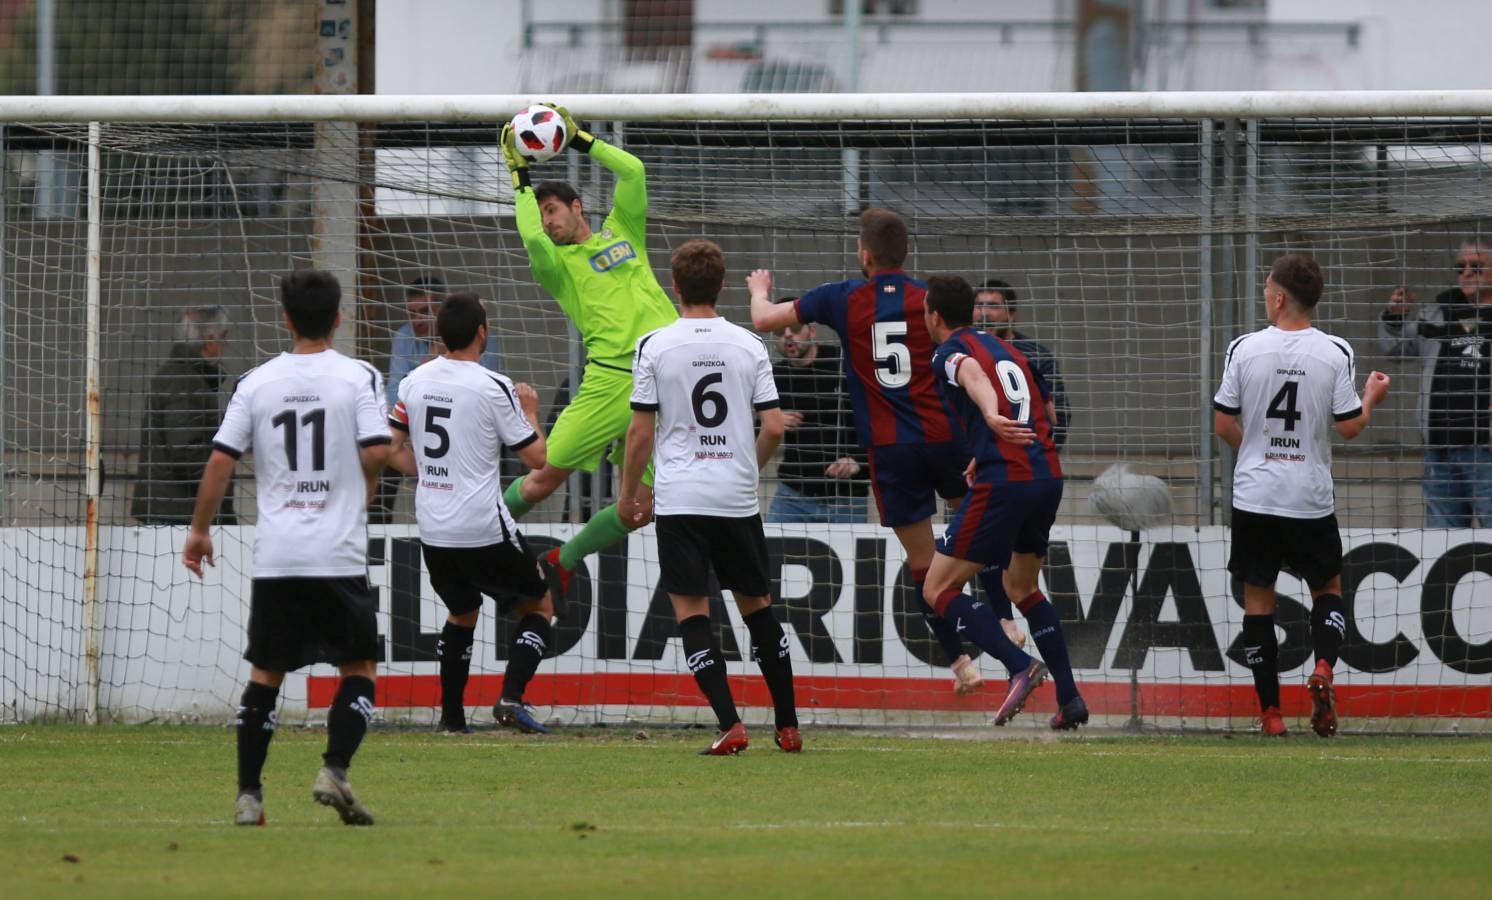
[2,726,1489,898]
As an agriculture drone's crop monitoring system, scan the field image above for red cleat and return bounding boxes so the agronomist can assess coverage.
[1308,660,1338,738]
[774,726,803,753]
[1260,706,1288,737]
[542,547,572,599]
[700,722,749,756]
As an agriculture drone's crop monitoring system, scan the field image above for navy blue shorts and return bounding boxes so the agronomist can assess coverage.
[867,441,970,527]
[938,477,1063,568]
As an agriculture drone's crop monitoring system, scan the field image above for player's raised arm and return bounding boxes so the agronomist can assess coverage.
[501,122,562,287]
[511,382,548,471]
[545,104,649,243]
[747,269,801,333]
[1336,371,1390,440]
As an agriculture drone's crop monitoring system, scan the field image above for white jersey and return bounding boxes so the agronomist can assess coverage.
[631,315,779,517]
[1213,325,1361,519]
[213,349,390,578]
[390,356,537,547]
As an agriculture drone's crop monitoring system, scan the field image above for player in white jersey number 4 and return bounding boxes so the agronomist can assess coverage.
[1213,254,1390,738]
[386,292,555,736]
[183,270,391,827]
[620,239,801,755]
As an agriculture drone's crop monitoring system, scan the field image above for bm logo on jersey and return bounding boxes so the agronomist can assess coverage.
[589,240,637,273]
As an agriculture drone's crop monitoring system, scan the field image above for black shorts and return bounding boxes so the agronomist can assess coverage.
[244,576,380,672]
[1228,507,1343,590]
[421,537,548,617]
[655,514,771,598]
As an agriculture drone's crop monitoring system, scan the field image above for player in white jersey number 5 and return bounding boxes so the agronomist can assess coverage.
[183,270,390,827]
[386,292,555,736]
[620,239,801,755]
[1213,254,1390,738]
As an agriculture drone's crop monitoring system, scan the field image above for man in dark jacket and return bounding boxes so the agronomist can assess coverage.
[132,306,236,524]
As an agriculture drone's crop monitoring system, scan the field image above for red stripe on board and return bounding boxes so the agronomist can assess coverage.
[307,673,1492,719]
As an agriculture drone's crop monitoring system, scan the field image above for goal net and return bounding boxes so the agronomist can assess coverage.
[2,93,1489,731]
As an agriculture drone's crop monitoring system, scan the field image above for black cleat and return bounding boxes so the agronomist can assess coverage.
[1049,696,1090,731]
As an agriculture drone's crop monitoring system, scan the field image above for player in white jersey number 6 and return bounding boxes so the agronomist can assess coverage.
[620,239,801,755]
[183,270,391,827]
[386,292,555,736]
[1213,253,1390,739]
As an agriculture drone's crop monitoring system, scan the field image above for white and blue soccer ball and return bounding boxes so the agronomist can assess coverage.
[510,104,568,164]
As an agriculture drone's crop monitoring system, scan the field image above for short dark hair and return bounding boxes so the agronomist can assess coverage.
[978,278,1018,310]
[280,269,340,340]
[535,181,582,208]
[925,275,976,328]
[437,292,487,352]
[407,274,445,299]
[672,240,726,306]
[1269,253,1324,308]
[859,207,908,268]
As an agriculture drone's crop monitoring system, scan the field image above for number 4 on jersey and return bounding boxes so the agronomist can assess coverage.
[1267,380,1301,431]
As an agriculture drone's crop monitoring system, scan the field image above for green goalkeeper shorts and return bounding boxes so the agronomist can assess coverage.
[547,363,652,483]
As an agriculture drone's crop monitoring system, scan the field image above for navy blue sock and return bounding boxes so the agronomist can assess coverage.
[914,568,966,665]
[938,591,1032,675]
[1020,593,1078,705]
[978,566,1014,620]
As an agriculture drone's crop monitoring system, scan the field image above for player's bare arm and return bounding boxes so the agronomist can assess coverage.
[954,355,1037,446]
[514,382,549,470]
[748,269,800,333]
[360,443,391,507]
[756,407,786,470]
[1213,410,1243,451]
[1335,371,1391,441]
[386,429,417,476]
[619,409,657,528]
[182,449,236,578]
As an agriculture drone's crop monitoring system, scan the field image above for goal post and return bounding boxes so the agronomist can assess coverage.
[1,91,1489,731]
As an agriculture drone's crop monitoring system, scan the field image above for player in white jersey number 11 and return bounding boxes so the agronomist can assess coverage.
[1213,253,1390,739]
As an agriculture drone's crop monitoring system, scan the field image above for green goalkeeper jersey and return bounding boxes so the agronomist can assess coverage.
[514,138,677,370]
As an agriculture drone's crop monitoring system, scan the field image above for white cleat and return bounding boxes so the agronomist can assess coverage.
[234,792,265,826]
[1001,618,1027,650]
[312,767,374,826]
[951,654,984,695]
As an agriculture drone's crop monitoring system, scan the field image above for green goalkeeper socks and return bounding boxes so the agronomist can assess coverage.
[504,475,534,520]
[558,504,631,572]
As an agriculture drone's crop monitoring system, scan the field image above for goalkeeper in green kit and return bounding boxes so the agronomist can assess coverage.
[499,104,678,591]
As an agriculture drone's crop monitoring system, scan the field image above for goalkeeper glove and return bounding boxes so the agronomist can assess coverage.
[541,102,595,153]
[499,122,531,191]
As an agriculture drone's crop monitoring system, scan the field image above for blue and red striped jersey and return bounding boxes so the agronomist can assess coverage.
[794,271,957,448]
[931,326,1062,482]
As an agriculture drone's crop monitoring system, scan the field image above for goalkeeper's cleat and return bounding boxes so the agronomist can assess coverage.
[234,792,265,826]
[1260,706,1288,737]
[951,654,984,695]
[542,547,573,601]
[1049,695,1090,731]
[1308,660,1338,738]
[494,699,551,735]
[699,722,749,756]
[1001,618,1027,650]
[994,660,1048,726]
[774,726,803,753]
[312,767,375,826]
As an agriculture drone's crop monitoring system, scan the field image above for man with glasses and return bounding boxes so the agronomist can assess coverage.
[1380,241,1492,527]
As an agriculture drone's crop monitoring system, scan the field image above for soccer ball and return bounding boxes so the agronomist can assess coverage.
[510,105,568,164]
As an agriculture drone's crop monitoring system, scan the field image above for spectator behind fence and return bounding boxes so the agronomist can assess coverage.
[974,279,1071,447]
[372,275,501,523]
[131,305,236,525]
[1379,241,1492,527]
[765,315,869,524]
